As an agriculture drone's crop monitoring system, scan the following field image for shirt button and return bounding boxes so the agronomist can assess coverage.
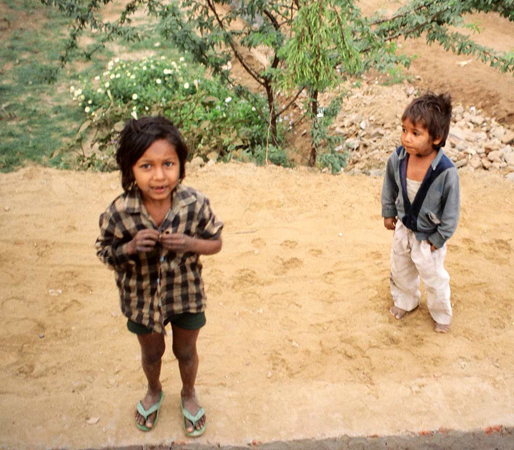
[160,256,165,262]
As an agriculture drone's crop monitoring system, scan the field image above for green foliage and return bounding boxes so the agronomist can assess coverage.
[68,56,272,169]
[41,0,514,171]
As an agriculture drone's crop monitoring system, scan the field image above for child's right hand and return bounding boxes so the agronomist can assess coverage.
[384,217,397,230]
[128,229,160,254]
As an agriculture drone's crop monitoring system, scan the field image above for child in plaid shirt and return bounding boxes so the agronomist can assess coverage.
[96,116,223,436]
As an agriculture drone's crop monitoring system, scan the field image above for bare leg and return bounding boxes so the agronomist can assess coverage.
[171,325,206,433]
[135,332,165,429]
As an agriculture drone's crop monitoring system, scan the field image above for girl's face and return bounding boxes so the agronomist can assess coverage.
[132,139,180,206]
[401,118,441,158]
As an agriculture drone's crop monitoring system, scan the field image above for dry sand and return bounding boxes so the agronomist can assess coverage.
[1,163,514,449]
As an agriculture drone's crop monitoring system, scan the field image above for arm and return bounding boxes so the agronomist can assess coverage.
[159,194,223,255]
[427,169,460,249]
[159,233,222,255]
[96,210,159,269]
[381,153,399,229]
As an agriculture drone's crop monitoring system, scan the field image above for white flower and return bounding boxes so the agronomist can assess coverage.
[132,106,137,110]
[115,58,120,63]
[75,88,82,96]
[110,74,115,79]
[131,110,138,120]
[94,76,100,81]
[70,86,75,93]
[154,42,161,47]
[143,66,147,71]
[163,69,172,75]
[184,83,190,89]
[131,74,136,79]
[85,106,91,113]
[88,100,92,104]
[161,56,166,60]
[103,71,110,77]
[317,112,324,118]
[132,94,138,100]
[105,82,110,88]
[156,79,162,84]
[252,107,256,111]
[179,57,185,62]
[116,73,120,78]
[145,106,149,111]
[225,97,232,103]
[97,88,103,93]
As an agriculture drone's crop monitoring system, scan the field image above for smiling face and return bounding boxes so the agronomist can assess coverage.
[401,118,442,158]
[132,139,180,206]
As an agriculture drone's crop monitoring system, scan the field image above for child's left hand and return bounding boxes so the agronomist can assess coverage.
[159,232,196,253]
[427,240,437,252]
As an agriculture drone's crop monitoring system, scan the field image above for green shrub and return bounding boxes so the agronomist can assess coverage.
[69,55,274,168]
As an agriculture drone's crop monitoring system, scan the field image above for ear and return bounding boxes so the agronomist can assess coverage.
[433,136,442,146]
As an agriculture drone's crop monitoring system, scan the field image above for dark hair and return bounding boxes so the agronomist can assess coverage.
[116,116,188,192]
[402,92,452,149]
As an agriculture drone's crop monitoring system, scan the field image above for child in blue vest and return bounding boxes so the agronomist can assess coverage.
[381,93,460,333]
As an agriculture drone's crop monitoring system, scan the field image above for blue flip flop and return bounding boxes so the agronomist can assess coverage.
[181,398,206,437]
[136,391,164,432]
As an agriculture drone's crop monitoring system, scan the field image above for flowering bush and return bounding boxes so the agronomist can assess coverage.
[70,55,274,168]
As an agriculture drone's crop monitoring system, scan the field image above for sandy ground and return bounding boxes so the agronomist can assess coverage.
[1,163,514,449]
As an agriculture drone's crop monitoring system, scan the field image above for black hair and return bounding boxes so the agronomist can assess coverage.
[116,116,188,192]
[402,92,452,149]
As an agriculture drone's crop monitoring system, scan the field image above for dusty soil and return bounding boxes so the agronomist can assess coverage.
[1,164,514,449]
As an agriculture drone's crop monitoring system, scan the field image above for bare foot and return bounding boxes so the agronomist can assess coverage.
[181,389,206,435]
[390,306,407,320]
[135,388,162,430]
[434,323,450,333]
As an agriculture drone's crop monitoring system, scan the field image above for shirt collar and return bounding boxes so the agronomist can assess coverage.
[399,146,445,169]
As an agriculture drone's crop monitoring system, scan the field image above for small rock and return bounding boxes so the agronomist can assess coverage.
[487,150,502,163]
[455,159,467,169]
[86,417,100,425]
[505,172,514,182]
[39,333,45,339]
[206,151,218,162]
[4,206,10,212]
[469,156,483,170]
[267,371,273,378]
[189,156,204,168]
[482,158,492,170]
[501,131,514,145]
[470,115,485,126]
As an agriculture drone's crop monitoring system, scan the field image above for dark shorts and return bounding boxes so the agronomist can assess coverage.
[127,312,206,334]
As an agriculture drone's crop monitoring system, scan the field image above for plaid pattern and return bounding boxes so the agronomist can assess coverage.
[96,183,223,334]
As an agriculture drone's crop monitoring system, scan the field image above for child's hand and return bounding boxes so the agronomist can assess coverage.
[428,241,437,252]
[384,217,397,230]
[159,232,196,253]
[128,229,160,254]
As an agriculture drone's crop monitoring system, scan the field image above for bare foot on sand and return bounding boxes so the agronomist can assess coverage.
[434,323,450,333]
[390,306,407,320]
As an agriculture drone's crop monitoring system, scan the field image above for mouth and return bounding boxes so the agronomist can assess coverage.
[151,185,168,193]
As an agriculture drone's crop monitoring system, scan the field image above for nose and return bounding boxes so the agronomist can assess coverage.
[154,165,165,180]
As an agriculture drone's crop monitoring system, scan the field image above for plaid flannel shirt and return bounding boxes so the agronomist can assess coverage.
[96,183,223,334]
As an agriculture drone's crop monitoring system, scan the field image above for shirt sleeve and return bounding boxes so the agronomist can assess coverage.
[95,210,137,271]
[381,153,399,218]
[428,168,460,248]
[196,197,223,240]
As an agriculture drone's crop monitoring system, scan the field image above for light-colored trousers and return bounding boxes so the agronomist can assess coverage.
[390,221,452,325]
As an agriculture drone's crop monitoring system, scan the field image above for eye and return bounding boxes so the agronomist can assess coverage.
[401,127,407,133]
[140,163,151,169]
[164,161,174,167]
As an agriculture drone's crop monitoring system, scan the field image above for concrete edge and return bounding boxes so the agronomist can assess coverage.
[79,425,514,450]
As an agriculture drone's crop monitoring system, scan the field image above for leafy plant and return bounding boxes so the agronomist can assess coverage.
[68,55,273,168]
